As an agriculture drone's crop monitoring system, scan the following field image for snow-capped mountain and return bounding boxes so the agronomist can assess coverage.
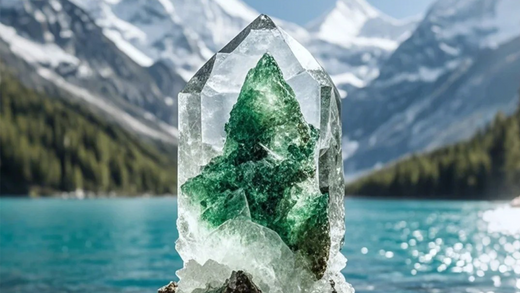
[307,0,419,89]
[10,0,517,181]
[308,0,415,49]
[69,0,308,81]
[0,0,184,143]
[0,0,413,146]
[343,0,520,177]
[70,0,221,81]
[70,0,414,88]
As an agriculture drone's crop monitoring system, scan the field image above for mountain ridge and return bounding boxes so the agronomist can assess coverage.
[2,0,519,182]
[0,63,177,196]
[0,0,184,142]
[0,0,413,146]
[307,0,417,49]
[346,96,520,200]
[343,0,520,177]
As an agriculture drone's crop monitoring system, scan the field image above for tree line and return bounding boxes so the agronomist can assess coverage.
[0,69,177,196]
[346,97,520,200]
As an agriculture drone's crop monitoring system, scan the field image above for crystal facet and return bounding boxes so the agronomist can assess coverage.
[177,15,352,293]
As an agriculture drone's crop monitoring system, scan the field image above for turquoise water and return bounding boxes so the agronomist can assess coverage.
[1,198,519,293]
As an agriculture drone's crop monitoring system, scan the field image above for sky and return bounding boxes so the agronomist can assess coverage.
[242,0,436,25]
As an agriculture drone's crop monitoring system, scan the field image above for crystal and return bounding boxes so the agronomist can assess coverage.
[177,15,352,293]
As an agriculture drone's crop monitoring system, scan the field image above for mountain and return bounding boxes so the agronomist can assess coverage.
[346,99,520,200]
[0,0,414,145]
[15,0,520,186]
[0,64,177,196]
[68,0,415,90]
[0,0,309,146]
[308,0,415,47]
[0,0,183,143]
[69,0,211,81]
[307,0,419,89]
[69,0,308,81]
[343,0,520,178]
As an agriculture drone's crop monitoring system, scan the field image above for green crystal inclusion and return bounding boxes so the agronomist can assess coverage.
[181,53,330,278]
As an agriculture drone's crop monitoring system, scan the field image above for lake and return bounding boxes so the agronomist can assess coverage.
[0,198,519,293]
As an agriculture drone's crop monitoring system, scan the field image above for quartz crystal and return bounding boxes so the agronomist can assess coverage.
[177,15,352,293]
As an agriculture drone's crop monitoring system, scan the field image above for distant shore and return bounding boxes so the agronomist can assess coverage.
[344,194,519,202]
[2,193,517,202]
[0,191,176,199]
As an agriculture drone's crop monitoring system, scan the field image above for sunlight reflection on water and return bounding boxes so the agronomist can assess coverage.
[1,198,519,293]
[345,200,520,293]
[483,206,520,235]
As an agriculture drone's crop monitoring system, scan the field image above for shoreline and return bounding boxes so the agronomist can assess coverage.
[0,193,177,199]
[0,194,516,203]
[345,194,517,202]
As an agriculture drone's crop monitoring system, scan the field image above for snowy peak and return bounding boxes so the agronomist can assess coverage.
[304,0,419,88]
[376,0,520,82]
[0,0,184,142]
[69,0,209,80]
[71,0,310,81]
[212,0,258,20]
[308,0,418,49]
[308,0,378,45]
[342,0,520,176]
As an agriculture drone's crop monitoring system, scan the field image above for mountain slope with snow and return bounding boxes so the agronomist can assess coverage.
[0,0,319,147]
[0,0,184,142]
[5,0,489,181]
[306,0,418,89]
[343,0,520,176]
[71,0,415,90]
[70,0,308,81]
[308,0,415,49]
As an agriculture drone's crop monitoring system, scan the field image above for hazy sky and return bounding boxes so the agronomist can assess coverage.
[242,0,436,25]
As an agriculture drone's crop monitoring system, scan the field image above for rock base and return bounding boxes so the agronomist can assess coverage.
[158,282,178,293]
[158,271,262,293]
[218,271,262,293]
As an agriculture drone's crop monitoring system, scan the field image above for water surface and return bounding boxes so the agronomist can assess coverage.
[1,198,519,293]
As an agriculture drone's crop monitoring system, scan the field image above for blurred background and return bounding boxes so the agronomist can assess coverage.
[0,0,519,292]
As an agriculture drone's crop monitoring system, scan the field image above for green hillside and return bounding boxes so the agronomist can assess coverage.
[0,71,177,196]
[346,100,520,200]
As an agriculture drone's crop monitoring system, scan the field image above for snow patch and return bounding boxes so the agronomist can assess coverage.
[439,43,460,55]
[165,97,174,106]
[157,0,175,15]
[159,121,180,137]
[338,88,348,99]
[351,37,399,50]
[77,63,93,78]
[60,30,74,38]
[342,137,359,160]
[102,29,154,66]
[380,60,462,85]
[49,0,62,11]
[0,23,79,68]
[36,67,177,141]
[34,10,47,22]
[332,72,366,88]
[213,0,257,20]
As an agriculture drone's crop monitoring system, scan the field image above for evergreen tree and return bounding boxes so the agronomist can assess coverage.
[0,66,177,196]
[346,93,520,200]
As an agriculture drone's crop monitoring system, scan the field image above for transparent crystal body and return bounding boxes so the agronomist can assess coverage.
[177,15,352,293]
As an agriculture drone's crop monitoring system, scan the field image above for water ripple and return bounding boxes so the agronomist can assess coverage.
[0,198,519,293]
